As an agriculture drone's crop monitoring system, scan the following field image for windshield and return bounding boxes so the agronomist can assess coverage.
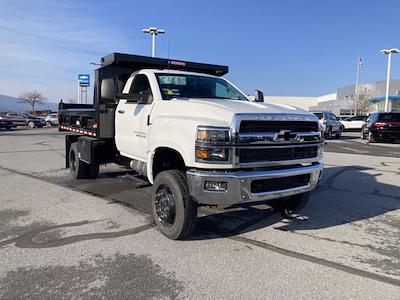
[313,113,324,119]
[155,73,248,101]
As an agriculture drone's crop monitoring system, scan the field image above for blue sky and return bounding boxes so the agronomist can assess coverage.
[1,0,400,101]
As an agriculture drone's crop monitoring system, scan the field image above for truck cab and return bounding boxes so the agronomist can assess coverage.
[59,53,324,240]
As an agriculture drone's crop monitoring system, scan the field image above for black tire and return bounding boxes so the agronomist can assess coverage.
[270,192,310,215]
[28,121,35,128]
[335,127,342,138]
[325,128,332,139]
[68,142,99,179]
[152,170,197,240]
[368,132,376,143]
[46,121,52,127]
[360,130,366,140]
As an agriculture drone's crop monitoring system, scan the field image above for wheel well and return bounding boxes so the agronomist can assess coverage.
[153,147,186,178]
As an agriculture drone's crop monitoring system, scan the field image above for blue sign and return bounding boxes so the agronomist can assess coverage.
[78,74,90,86]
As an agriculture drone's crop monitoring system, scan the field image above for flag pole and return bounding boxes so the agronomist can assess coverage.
[354,57,361,116]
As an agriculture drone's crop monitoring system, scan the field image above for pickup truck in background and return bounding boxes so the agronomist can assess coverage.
[0,112,45,128]
[311,111,343,139]
[59,53,324,239]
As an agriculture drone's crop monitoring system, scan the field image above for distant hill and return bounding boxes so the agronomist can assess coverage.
[0,94,58,113]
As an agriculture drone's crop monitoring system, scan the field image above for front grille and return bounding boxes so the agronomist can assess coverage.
[239,146,318,163]
[251,174,310,193]
[239,121,318,133]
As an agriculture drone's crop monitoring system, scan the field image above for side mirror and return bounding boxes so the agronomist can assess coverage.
[139,90,153,104]
[101,78,115,100]
[254,90,264,102]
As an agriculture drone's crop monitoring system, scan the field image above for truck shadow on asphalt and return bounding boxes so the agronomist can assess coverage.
[190,165,400,239]
[42,166,400,240]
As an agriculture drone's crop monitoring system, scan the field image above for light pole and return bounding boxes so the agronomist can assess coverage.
[380,48,400,112]
[142,27,165,57]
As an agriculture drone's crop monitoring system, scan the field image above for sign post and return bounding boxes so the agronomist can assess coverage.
[78,74,90,104]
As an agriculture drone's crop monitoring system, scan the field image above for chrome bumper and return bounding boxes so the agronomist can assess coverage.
[186,163,323,206]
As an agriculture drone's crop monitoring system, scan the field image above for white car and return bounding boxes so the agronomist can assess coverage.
[340,115,368,131]
[45,113,58,126]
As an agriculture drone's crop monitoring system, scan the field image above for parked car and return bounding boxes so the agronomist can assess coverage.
[311,111,343,139]
[45,113,58,126]
[1,112,45,128]
[0,117,13,130]
[340,115,368,131]
[361,112,400,142]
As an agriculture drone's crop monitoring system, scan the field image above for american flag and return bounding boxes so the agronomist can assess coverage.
[358,57,364,72]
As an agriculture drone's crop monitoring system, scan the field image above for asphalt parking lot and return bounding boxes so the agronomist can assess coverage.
[0,128,399,299]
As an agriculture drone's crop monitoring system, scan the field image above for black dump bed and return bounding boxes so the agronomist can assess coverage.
[59,53,228,139]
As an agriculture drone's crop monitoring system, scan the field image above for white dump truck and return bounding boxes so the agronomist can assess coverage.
[59,53,323,239]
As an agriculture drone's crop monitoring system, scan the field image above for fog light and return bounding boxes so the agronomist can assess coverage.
[204,181,227,192]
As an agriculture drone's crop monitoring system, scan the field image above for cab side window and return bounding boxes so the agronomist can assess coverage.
[129,74,153,104]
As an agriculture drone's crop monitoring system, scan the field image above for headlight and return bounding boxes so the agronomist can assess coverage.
[196,126,231,162]
[196,126,230,144]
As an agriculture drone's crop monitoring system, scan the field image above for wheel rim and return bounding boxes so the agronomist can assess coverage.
[154,185,176,228]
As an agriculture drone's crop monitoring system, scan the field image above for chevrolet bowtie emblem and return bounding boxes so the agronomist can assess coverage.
[273,130,298,142]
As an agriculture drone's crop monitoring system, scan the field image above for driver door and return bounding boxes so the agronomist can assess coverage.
[115,73,154,161]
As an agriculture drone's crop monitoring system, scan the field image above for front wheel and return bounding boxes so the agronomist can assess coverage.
[325,128,332,139]
[46,121,52,127]
[270,192,310,216]
[152,170,197,240]
[28,121,35,128]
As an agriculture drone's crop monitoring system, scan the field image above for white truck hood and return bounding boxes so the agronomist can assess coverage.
[156,98,315,127]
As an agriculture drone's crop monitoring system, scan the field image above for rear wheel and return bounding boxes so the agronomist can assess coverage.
[270,192,310,216]
[69,142,99,179]
[368,132,376,143]
[46,121,52,127]
[152,170,197,240]
[335,127,343,138]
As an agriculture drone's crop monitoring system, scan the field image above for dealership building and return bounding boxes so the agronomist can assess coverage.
[265,79,400,116]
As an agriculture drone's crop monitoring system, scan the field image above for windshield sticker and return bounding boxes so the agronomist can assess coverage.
[163,88,181,96]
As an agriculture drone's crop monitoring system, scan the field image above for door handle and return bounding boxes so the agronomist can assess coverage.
[118,110,125,114]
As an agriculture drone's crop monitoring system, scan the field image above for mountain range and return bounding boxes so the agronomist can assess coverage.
[0,94,59,113]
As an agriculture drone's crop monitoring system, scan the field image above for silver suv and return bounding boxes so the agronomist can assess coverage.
[45,113,58,127]
[312,111,343,139]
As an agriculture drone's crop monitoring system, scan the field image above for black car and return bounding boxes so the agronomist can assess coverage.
[0,117,13,130]
[361,112,400,142]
